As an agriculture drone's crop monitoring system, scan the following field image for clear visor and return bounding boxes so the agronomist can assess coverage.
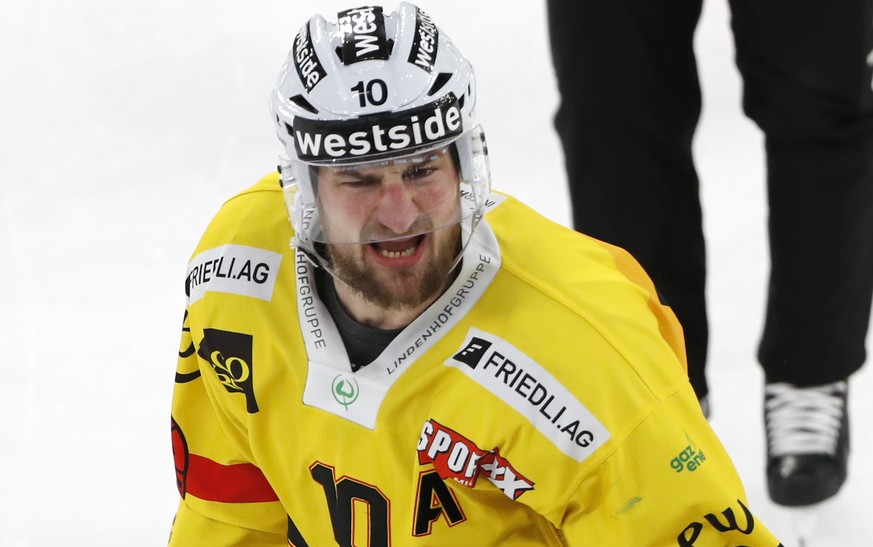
[283,125,490,255]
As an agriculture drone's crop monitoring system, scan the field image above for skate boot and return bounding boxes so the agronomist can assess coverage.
[764,379,849,507]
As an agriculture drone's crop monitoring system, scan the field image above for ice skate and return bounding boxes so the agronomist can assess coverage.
[764,380,849,507]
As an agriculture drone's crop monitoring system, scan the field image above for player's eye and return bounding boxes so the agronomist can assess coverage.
[403,166,436,180]
[339,176,380,189]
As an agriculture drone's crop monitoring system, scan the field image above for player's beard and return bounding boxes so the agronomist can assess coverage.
[327,223,462,311]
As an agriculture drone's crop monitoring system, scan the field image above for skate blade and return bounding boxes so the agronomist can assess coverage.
[790,505,820,546]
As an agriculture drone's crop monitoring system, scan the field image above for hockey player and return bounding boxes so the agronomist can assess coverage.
[168,3,782,545]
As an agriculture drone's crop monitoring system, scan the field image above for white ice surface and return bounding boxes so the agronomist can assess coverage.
[1,1,870,545]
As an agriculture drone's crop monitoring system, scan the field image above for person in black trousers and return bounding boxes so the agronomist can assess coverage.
[547,0,873,506]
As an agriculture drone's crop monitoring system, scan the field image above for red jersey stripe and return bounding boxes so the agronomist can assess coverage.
[187,454,279,503]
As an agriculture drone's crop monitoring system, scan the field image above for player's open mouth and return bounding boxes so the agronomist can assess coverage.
[368,234,426,266]
[372,235,424,257]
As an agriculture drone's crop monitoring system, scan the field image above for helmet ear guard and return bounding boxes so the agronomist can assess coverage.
[454,126,490,215]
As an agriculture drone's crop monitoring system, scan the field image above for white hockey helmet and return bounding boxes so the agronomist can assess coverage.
[270,2,490,265]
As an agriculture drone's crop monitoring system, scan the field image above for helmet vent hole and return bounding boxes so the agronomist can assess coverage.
[427,72,453,97]
[289,94,319,114]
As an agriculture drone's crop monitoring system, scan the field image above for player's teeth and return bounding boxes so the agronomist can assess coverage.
[380,246,416,258]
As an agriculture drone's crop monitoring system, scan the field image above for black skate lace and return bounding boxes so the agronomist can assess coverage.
[765,381,846,457]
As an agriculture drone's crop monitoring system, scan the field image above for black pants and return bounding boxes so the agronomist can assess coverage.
[547,0,873,398]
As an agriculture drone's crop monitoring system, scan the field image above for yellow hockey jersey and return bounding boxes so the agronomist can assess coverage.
[169,173,782,546]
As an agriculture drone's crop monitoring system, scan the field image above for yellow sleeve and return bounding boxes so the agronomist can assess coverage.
[168,311,287,546]
[592,237,688,372]
[560,385,783,546]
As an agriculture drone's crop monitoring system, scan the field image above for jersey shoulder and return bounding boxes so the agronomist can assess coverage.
[485,192,657,304]
[192,172,289,256]
[183,172,294,321]
[482,191,687,401]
